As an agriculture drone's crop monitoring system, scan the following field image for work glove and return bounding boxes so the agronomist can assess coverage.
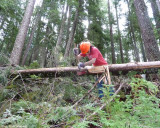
[78,62,85,70]
[73,48,79,56]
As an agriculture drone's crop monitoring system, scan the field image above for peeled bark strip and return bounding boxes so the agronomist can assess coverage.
[13,61,160,75]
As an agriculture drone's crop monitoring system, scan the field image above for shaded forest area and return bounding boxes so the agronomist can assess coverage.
[1,0,160,127]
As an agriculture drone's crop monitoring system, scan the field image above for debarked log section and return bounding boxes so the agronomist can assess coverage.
[13,61,160,76]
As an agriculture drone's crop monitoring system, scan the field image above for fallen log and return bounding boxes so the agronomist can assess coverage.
[11,61,160,77]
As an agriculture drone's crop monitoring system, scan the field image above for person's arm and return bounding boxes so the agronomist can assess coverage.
[78,58,96,70]
[84,58,96,66]
[73,48,83,61]
[76,54,83,61]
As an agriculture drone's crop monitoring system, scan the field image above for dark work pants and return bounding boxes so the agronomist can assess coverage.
[97,78,114,98]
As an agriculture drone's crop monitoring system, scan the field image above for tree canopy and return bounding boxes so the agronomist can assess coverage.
[0,0,160,66]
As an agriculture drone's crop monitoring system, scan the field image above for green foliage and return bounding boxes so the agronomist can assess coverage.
[131,78,158,94]
[126,71,139,77]
[0,109,22,126]
[0,0,24,54]
[0,67,12,86]
[27,60,40,69]
[97,78,160,128]
[0,108,40,128]
[0,53,9,66]
[72,120,99,128]
[30,75,41,79]
[0,88,14,103]
[0,71,8,86]
[69,78,160,128]
[47,106,77,125]
[12,100,37,113]
[1,74,160,128]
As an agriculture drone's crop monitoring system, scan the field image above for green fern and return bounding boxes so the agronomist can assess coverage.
[0,108,40,128]
[96,78,160,128]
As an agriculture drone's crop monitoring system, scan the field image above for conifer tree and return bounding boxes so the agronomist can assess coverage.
[134,0,160,61]
[10,0,36,65]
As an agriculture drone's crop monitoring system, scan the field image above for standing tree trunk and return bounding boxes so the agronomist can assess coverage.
[54,4,69,65]
[65,5,72,48]
[21,5,43,66]
[64,0,82,59]
[32,45,39,61]
[108,0,116,64]
[0,19,5,52]
[115,2,124,63]
[0,18,5,31]
[150,0,160,39]
[42,22,53,67]
[56,4,68,52]
[126,0,140,62]
[139,35,147,62]
[156,0,160,13]
[131,26,140,62]
[10,0,36,65]
[87,0,92,40]
[40,46,47,68]
[134,0,160,61]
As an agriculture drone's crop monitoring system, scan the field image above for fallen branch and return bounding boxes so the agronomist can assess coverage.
[72,74,105,108]
[86,83,124,120]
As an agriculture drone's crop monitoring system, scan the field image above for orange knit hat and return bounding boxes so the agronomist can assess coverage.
[80,42,91,54]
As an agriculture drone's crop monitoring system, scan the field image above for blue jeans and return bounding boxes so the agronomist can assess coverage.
[97,78,114,98]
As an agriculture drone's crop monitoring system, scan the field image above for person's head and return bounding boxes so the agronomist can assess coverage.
[80,41,91,54]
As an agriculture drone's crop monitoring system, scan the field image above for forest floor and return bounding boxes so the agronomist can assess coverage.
[0,66,160,128]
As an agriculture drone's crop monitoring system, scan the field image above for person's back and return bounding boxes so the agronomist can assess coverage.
[80,46,107,66]
[74,41,107,68]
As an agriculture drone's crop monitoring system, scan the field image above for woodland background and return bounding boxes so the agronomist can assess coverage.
[0,0,160,128]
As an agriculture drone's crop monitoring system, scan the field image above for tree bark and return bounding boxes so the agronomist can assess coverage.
[44,23,58,67]
[0,18,5,31]
[54,4,69,65]
[134,0,160,61]
[21,6,43,66]
[108,0,116,64]
[56,4,68,52]
[64,0,82,59]
[115,2,124,63]
[140,37,147,62]
[14,61,160,75]
[32,45,39,61]
[150,0,160,38]
[156,0,160,13]
[65,5,72,48]
[126,0,140,62]
[0,19,5,52]
[40,46,47,68]
[10,0,36,65]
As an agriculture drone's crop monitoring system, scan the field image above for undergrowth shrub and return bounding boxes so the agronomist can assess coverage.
[27,60,40,69]
[11,100,37,114]
[96,78,160,128]
[70,78,160,128]
[0,108,40,128]
[0,68,11,86]
[0,53,9,66]
[1,73,160,128]
[47,106,77,125]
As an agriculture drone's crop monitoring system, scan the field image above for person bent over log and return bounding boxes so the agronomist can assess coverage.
[73,40,114,98]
